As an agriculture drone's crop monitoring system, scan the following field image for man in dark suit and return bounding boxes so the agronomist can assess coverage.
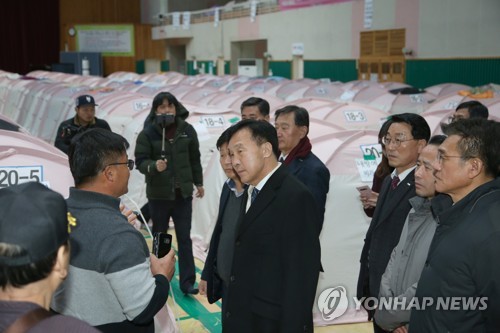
[224,119,321,333]
[357,113,430,333]
[199,129,246,309]
[275,105,330,230]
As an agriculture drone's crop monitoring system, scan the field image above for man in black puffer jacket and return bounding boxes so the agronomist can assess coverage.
[410,119,500,332]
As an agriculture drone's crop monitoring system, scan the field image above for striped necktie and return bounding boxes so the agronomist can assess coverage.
[391,175,400,190]
[251,187,260,203]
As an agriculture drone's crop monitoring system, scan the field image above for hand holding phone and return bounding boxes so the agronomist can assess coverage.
[152,232,172,258]
[356,185,371,193]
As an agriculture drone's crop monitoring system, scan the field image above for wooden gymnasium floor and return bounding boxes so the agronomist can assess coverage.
[144,229,373,333]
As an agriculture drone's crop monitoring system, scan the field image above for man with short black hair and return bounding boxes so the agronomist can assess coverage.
[52,128,176,333]
[0,182,99,332]
[199,128,246,308]
[54,94,111,154]
[357,113,430,333]
[223,119,321,332]
[240,97,270,121]
[410,119,500,332]
[450,100,489,122]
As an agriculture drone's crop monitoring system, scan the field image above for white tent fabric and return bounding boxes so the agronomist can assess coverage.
[425,83,470,97]
[311,129,381,325]
[425,93,471,113]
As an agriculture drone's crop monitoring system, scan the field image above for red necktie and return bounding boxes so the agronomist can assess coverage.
[391,176,400,190]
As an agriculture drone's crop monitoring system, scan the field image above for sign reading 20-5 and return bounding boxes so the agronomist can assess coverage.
[0,166,43,188]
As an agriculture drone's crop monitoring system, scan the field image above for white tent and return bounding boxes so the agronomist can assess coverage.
[312,129,381,326]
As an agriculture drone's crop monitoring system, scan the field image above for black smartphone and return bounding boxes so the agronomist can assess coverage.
[152,232,172,258]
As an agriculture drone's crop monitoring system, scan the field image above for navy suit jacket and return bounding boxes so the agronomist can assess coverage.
[357,170,416,314]
[201,184,232,304]
[286,151,330,231]
[223,165,321,333]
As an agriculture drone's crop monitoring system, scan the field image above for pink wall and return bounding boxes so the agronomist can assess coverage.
[351,0,420,58]
[395,0,419,55]
[238,17,261,40]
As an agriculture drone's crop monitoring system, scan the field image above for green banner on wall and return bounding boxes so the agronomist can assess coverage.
[75,25,135,57]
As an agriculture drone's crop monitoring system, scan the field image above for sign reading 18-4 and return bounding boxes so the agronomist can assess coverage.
[0,166,43,188]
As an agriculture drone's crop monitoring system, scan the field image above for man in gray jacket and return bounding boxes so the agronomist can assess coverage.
[374,135,446,332]
[52,129,176,333]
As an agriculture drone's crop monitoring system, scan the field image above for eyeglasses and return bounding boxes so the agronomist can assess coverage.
[382,136,417,147]
[448,115,466,123]
[107,159,135,170]
[436,151,463,163]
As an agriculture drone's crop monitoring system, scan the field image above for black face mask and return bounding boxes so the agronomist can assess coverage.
[155,114,175,128]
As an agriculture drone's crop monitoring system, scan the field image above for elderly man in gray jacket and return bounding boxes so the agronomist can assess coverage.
[374,135,445,333]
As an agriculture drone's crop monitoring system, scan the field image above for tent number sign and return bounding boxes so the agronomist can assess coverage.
[200,116,225,128]
[343,110,367,122]
[0,166,43,188]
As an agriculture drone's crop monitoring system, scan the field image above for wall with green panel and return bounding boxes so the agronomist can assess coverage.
[161,60,170,72]
[135,60,145,74]
[406,58,500,89]
[304,60,357,82]
[269,61,291,79]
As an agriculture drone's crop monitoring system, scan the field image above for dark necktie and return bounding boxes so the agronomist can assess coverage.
[279,157,284,163]
[391,175,400,190]
[251,187,260,204]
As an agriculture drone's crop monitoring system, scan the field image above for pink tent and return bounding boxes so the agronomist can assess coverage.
[197,91,251,108]
[379,82,411,90]
[278,97,340,112]
[21,82,89,143]
[162,84,205,100]
[368,91,437,114]
[0,114,29,133]
[243,80,280,94]
[425,93,471,112]
[180,87,220,103]
[196,91,283,112]
[96,93,153,136]
[341,80,380,91]
[311,129,381,325]
[309,102,389,130]
[275,81,319,101]
[349,85,388,103]
[425,83,471,97]
[421,109,454,135]
[106,71,141,81]
[303,83,344,100]
[131,82,176,96]
[482,96,500,117]
[225,93,284,113]
[0,130,73,197]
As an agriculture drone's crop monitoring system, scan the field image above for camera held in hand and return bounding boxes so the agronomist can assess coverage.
[60,124,84,140]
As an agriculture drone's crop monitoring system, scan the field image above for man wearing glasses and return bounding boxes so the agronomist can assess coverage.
[357,113,430,333]
[52,128,176,333]
[410,119,500,332]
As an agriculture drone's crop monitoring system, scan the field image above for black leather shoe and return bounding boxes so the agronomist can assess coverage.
[184,286,199,295]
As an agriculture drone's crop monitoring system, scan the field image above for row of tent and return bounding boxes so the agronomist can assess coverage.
[0,68,499,325]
